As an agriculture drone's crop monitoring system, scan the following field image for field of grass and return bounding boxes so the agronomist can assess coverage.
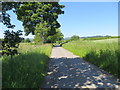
[1,43,52,88]
[63,38,119,78]
[83,36,120,40]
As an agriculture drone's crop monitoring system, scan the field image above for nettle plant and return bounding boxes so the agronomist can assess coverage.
[2,30,22,59]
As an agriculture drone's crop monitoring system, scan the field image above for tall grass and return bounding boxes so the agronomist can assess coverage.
[63,39,119,78]
[2,43,52,88]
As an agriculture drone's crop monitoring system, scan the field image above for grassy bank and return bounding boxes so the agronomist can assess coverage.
[2,43,52,88]
[63,38,119,78]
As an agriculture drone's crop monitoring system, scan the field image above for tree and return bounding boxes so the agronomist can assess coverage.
[34,22,64,43]
[71,35,80,41]
[16,2,64,35]
[1,2,65,44]
[16,2,64,42]
[34,35,44,44]
[25,38,31,43]
[34,21,49,43]
[47,29,64,43]
[2,30,22,59]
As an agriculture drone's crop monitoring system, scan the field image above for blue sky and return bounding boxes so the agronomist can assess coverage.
[0,2,118,38]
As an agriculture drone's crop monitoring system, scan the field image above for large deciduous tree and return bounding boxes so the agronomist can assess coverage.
[16,2,64,43]
[1,2,64,43]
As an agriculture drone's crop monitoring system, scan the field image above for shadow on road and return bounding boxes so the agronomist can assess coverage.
[42,57,119,89]
[53,45,61,47]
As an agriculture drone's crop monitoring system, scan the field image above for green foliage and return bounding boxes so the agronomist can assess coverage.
[83,36,120,40]
[34,21,49,44]
[2,2,21,28]
[63,38,119,77]
[2,30,22,58]
[2,2,65,44]
[16,2,65,36]
[47,29,64,43]
[34,22,64,43]
[70,35,80,41]
[2,44,52,88]
[34,35,43,45]
[84,50,119,77]
[25,38,31,43]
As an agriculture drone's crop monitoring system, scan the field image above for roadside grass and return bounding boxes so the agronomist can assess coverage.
[2,43,52,88]
[63,38,119,78]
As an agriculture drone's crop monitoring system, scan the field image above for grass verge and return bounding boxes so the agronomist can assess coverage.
[2,44,52,88]
[63,39,119,78]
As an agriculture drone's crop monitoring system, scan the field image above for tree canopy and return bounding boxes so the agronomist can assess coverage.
[34,21,64,43]
[1,2,65,44]
[71,35,80,41]
[47,29,64,43]
[16,2,64,38]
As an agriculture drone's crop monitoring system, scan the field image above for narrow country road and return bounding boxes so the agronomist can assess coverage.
[42,47,119,88]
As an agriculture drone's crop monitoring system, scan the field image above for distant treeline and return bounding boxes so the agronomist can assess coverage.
[83,36,120,40]
[54,35,119,46]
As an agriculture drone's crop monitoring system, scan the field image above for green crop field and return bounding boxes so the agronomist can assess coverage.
[83,36,120,40]
[63,38,119,78]
[1,43,52,88]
